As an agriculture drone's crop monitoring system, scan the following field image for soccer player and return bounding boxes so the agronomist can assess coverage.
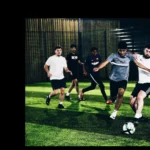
[79,47,111,104]
[65,44,85,100]
[44,46,72,109]
[129,43,150,124]
[93,41,150,119]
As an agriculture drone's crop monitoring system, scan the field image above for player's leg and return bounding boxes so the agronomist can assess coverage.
[58,87,65,108]
[130,96,137,113]
[135,90,147,118]
[110,80,127,119]
[65,80,75,100]
[129,83,139,113]
[79,79,96,101]
[96,76,110,103]
[74,78,79,95]
[58,78,67,108]
[109,80,118,103]
[46,80,59,105]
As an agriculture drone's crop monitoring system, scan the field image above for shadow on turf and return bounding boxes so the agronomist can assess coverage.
[25,106,150,142]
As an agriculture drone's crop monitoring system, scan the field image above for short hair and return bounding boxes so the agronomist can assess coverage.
[54,45,62,50]
[70,44,77,48]
[91,47,98,52]
[144,43,150,49]
[118,41,127,49]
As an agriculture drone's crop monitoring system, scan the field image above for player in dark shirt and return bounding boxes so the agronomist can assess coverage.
[65,44,84,100]
[79,47,111,104]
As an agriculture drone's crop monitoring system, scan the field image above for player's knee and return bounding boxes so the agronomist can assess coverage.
[118,91,124,97]
[60,89,65,95]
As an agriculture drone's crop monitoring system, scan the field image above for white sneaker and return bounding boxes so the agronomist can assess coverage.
[110,111,117,120]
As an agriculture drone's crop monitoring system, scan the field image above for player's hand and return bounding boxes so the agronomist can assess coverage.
[47,72,52,77]
[69,71,73,75]
[93,68,99,72]
[83,71,87,76]
[148,68,150,72]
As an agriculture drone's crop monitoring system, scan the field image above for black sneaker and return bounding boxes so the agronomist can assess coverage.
[46,96,51,105]
[58,104,64,109]
[65,95,71,100]
[133,116,148,125]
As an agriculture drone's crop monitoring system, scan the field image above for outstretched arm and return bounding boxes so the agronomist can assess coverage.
[93,60,110,72]
[134,60,150,72]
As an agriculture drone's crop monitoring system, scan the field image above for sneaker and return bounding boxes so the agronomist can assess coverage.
[110,111,117,120]
[46,96,51,105]
[133,116,148,125]
[78,94,85,101]
[58,104,64,109]
[106,100,112,104]
[65,95,71,100]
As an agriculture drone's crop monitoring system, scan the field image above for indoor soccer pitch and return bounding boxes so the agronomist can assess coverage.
[25,82,150,146]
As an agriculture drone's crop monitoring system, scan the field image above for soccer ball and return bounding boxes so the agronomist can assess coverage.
[122,122,136,134]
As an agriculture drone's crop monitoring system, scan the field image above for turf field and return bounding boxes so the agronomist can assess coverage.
[25,82,150,146]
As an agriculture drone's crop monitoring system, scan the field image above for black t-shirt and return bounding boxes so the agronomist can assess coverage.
[85,54,102,75]
[66,52,81,72]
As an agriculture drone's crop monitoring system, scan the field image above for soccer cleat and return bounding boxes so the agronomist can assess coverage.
[65,95,71,100]
[46,96,51,105]
[110,111,117,120]
[58,104,64,109]
[106,100,112,104]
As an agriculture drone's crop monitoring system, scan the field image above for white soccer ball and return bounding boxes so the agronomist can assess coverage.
[122,122,136,134]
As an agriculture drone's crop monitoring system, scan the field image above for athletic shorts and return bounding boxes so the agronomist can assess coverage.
[110,80,127,98]
[50,78,67,90]
[131,83,150,97]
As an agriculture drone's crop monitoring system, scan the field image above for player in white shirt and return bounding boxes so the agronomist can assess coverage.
[130,44,150,124]
[44,46,72,108]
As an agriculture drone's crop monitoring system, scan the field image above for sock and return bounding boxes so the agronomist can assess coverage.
[49,95,51,98]
[113,110,118,114]
[66,92,70,96]
[134,113,142,119]
[59,102,63,105]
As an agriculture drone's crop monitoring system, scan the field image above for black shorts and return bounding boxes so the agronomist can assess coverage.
[50,78,67,90]
[131,83,150,97]
[110,80,127,98]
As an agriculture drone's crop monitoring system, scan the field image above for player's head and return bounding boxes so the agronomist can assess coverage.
[70,44,77,54]
[91,47,98,56]
[54,46,62,56]
[118,41,127,57]
[143,43,150,59]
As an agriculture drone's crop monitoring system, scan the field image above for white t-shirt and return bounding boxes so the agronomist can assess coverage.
[136,54,150,83]
[45,55,67,80]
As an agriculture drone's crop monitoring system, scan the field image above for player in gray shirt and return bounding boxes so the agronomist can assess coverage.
[93,41,150,120]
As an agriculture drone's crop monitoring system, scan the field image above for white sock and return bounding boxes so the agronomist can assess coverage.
[49,95,51,98]
[134,113,142,119]
[59,102,63,105]
[66,92,70,96]
[113,110,118,114]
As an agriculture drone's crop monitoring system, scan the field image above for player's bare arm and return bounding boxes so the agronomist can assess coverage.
[134,60,150,72]
[44,64,52,77]
[93,60,110,72]
[78,60,87,75]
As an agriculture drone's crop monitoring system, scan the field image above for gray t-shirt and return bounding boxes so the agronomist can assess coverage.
[106,53,135,81]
